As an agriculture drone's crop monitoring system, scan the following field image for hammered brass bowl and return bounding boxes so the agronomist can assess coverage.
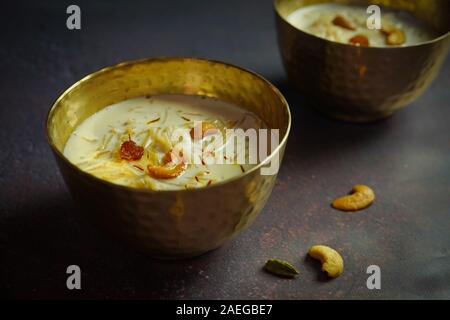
[46,57,291,258]
[275,0,450,122]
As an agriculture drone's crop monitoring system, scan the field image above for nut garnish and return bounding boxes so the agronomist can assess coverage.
[381,25,406,45]
[308,245,344,278]
[349,34,369,46]
[332,15,356,30]
[332,184,375,211]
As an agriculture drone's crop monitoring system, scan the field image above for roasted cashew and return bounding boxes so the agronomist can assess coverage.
[308,245,344,278]
[146,147,187,180]
[332,184,375,211]
[332,15,356,30]
[147,163,186,179]
[190,122,218,140]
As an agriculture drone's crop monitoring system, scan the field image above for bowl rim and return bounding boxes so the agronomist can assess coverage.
[45,56,292,194]
[273,0,450,50]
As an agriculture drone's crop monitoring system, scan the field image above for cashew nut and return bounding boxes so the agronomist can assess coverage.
[332,184,375,211]
[147,163,186,179]
[146,148,187,179]
[308,245,344,278]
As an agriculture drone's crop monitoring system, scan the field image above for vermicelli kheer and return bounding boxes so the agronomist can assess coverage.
[63,94,267,190]
[286,3,437,47]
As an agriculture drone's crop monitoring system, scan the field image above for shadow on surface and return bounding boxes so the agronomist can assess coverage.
[1,192,220,299]
[271,78,396,166]
[303,255,334,283]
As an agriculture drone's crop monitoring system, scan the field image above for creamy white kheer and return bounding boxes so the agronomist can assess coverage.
[63,94,266,191]
[286,3,436,47]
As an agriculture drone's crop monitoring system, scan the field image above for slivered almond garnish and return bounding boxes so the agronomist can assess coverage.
[94,150,110,158]
[64,94,265,190]
[349,34,369,46]
[332,15,356,30]
[81,135,98,142]
[146,117,160,125]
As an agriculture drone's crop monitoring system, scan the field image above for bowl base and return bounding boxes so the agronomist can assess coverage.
[315,107,397,123]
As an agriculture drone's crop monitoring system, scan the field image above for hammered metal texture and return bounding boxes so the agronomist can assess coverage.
[275,0,450,122]
[46,57,291,258]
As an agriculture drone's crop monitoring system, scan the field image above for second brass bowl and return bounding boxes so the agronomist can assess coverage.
[46,57,291,258]
[275,0,450,122]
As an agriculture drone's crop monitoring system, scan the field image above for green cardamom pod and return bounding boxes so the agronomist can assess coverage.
[264,258,299,278]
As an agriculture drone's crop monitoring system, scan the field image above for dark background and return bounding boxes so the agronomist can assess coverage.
[1,0,449,299]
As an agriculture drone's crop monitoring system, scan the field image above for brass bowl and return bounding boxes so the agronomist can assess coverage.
[46,57,291,258]
[275,0,450,122]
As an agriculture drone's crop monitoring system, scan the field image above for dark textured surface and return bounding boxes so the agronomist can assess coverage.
[1,0,449,299]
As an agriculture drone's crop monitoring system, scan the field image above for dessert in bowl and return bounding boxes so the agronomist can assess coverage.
[286,3,437,47]
[63,94,267,191]
[275,0,450,122]
[46,57,291,258]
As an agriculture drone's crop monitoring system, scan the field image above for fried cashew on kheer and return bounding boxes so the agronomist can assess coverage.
[146,148,187,180]
[286,3,437,47]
